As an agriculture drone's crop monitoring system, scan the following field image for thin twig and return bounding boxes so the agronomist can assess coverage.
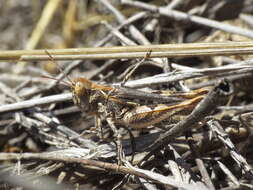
[94,11,148,47]
[0,93,72,114]
[0,151,208,189]
[98,0,150,45]
[122,64,253,88]
[1,42,253,61]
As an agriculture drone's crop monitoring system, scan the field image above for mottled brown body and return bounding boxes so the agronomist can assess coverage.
[70,77,206,129]
[120,96,203,128]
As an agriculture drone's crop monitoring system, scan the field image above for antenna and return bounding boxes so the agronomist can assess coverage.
[41,75,71,87]
[44,49,75,86]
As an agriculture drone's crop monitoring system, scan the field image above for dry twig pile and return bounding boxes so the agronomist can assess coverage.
[1,0,253,189]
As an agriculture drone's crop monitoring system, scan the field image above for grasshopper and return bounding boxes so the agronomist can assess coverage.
[68,77,206,130]
[66,77,206,163]
[47,69,209,165]
[44,50,208,163]
[44,50,207,131]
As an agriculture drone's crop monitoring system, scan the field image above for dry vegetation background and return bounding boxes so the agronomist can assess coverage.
[1,0,253,189]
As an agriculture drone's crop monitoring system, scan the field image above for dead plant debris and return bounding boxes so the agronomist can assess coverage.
[1,0,253,189]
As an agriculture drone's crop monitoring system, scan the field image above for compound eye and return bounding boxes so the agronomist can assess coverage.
[75,81,85,96]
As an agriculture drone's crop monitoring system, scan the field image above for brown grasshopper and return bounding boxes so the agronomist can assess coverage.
[68,77,207,130]
[44,50,208,163]
[47,69,209,164]
[44,50,207,131]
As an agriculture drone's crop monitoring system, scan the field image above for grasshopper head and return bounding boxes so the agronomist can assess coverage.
[71,78,93,108]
